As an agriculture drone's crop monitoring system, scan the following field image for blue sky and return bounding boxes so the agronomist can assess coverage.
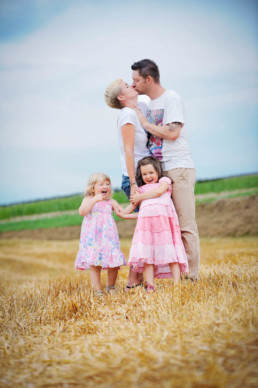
[0,0,257,205]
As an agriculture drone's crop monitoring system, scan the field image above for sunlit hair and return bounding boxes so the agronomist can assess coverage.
[136,156,163,186]
[104,78,123,109]
[85,172,112,198]
[131,59,160,83]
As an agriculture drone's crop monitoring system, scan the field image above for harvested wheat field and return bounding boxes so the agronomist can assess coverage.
[0,238,258,388]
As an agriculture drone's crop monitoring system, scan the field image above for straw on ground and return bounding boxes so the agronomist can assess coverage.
[0,237,257,387]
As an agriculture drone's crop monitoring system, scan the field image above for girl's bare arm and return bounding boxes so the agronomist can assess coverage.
[130,181,169,205]
[111,200,138,219]
[79,194,104,216]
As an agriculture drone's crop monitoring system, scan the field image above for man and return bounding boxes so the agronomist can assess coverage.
[131,59,200,280]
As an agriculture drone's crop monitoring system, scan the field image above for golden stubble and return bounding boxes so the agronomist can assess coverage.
[0,237,257,388]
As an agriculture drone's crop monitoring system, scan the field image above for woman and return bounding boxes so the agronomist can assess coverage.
[104,79,150,289]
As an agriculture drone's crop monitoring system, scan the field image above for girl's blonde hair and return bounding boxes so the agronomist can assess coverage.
[104,78,123,109]
[85,172,112,198]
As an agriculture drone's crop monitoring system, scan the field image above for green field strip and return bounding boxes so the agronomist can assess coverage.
[0,212,122,233]
[0,174,257,222]
[195,188,258,204]
[0,191,129,221]
[194,174,258,194]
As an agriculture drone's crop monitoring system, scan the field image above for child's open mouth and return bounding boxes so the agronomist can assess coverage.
[102,190,108,194]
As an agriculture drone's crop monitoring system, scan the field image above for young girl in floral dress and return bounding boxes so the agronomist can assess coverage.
[119,156,188,293]
[75,172,135,296]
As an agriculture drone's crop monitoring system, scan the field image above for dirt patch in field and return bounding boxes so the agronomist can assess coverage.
[196,195,258,237]
[0,195,257,240]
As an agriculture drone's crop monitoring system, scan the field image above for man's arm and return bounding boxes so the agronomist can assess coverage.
[147,121,182,141]
[134,108,183,141]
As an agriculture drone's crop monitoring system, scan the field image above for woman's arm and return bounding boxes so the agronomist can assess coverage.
[121,123,139,195]
[79,194,103,216]
[130,181,169,206]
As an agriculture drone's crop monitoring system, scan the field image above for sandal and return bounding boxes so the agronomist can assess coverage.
[106,285,117,294]
[125,282,143,290]
[146,282,155,294]
[94,290,104,297]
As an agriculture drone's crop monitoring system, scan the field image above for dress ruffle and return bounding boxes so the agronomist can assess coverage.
[130,263,184,279]
[134,214,180,233]
[75,247,126,270]
[138,203,174,218]
[129,242,188,274]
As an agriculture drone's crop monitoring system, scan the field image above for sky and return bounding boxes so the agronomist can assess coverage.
[0,0,257,205]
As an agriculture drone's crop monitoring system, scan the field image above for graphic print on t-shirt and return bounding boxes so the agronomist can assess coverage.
[146,109,164,160]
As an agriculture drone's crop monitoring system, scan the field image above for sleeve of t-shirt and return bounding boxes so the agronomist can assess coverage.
[159,176,172,194]
[118,108,137,127]
[165,93,185,125]
[138,101,149,117]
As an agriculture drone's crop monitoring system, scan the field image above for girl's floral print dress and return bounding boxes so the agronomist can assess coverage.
[75,200,126,270]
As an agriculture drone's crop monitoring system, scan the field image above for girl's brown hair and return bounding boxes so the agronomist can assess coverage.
[136,156,163,186]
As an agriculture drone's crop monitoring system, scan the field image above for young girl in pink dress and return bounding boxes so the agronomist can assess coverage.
[75,172,135,296]
[119,156,188,293]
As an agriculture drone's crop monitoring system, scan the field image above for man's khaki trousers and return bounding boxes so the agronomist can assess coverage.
[164,168,200,280]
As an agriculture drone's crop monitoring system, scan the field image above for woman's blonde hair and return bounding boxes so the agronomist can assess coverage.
[104,78,123,109]
[84,172,112,198]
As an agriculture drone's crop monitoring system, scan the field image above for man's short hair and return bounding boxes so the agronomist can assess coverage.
[131,59,160,83]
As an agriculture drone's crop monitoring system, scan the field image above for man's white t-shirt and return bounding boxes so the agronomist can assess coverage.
[117,102,150,177]
[146,90,194,171]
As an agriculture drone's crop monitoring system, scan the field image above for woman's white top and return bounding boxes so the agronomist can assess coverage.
[117,102,150,177]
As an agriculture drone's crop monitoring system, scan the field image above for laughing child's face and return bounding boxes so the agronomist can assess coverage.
[94,179,111,198]
[140,164,159,185]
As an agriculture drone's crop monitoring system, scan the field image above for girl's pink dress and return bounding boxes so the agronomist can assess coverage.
[128,177,188,278]
[75,200,127,270]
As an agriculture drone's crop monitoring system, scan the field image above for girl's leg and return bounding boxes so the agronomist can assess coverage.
[126,266,144,288]
[169,263,181,284]
[107,267,118,287]
[90,266,102,291]
[144,264,154,287]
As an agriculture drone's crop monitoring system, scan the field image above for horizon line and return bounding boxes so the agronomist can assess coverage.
[0,171,257,208]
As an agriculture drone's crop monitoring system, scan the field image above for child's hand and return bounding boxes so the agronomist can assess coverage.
[119,212,134,219]
[94,193,105,202]
[130,191,141,205]
[116,208,127,219]
[122,213,133,219]
[131,184,139,196]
